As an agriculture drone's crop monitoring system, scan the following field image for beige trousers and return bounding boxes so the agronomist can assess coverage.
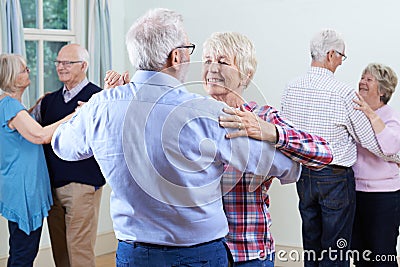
[47,182,103,267]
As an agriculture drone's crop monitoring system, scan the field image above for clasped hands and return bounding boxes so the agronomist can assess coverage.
[219,105,277,143]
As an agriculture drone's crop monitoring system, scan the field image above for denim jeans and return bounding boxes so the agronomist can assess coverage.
[116,238,229,266]
[7,221,42,267]
[352,190,400,267]
[232,253,275,267]
[296,165,356,267]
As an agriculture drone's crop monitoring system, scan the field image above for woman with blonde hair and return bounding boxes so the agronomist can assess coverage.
[0,54,71,266]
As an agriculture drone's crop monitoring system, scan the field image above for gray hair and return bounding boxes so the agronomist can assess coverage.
[125,8,187,71]
[363,63,398,104]
[0,54,26,93]
[203,32,257,84]
[310,29,345,62]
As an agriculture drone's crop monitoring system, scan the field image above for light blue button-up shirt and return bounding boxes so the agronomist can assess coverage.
[52,70,300,246]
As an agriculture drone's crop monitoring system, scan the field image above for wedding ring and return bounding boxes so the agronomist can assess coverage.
[238,122,242,130]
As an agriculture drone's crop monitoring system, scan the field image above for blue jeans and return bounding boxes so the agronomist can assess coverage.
[232,253,275,266]
[116,239,229,266]
[7,221,42,267]
[352,190,400,267]
[297,165,356,267]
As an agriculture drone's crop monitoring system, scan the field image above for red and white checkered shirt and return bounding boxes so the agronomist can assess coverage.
[223,101,333,262]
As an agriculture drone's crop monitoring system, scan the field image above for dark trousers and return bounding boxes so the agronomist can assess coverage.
[7,221,42,267]
[352,190,400,267]
[116,239,229,267]
[297,165,356,267]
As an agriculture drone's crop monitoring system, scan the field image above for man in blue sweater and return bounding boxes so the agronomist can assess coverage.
[36,44,105,267]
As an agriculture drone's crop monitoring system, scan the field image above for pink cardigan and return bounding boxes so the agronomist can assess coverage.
[353,104,400,192]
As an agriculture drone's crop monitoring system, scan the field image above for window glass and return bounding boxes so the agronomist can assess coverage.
[20,0,38,28]
[25,41,38,102]
[43,0,69,30]
[22,0,74,104]
[44,41,67,93]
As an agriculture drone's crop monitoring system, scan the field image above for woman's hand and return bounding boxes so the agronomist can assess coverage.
[353,91,376,120]
[353,91,385,133]
[219,105,277,143]
[75,101,86,112]
[104,70,130,89]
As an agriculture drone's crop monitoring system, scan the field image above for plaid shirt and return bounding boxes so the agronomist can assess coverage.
[223,101,333,262]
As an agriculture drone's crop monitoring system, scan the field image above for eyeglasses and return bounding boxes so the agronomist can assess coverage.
[174,43,196,55]
[19,66,30,74]
[334,50,347,61]
[54,60,83,67]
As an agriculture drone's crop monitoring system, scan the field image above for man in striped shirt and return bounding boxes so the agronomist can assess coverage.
[281,29,400,267]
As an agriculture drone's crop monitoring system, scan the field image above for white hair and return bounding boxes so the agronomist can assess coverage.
[310,29,345,62]
[125,8,187,71]
[203,32,257,83]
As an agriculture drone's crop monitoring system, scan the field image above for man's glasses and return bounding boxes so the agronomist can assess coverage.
[54,60,83,67]
[174,43,196,55]
[334,50,347,61]
[19,66,30,74]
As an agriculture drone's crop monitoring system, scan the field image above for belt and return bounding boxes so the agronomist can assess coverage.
[120,238,223,249]
[329,164,349,170]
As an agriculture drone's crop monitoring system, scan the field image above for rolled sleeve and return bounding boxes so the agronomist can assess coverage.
[51,104,94,161]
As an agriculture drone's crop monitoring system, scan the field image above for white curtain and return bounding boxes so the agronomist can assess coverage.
[0,0,6,53]
[0,0,30,106]
[87,0,112,88]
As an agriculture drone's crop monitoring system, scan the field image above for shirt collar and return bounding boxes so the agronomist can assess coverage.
[131,70,183,90]
[309,66,334,77]
[62,78,89,95]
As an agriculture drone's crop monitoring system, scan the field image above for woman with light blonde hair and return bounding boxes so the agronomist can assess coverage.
[0,54,71,266]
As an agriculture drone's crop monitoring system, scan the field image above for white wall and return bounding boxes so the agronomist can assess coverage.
[2,0,400,263]
[112,0,400,250]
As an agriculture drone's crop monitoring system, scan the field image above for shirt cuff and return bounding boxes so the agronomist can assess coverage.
[274,124,286,148]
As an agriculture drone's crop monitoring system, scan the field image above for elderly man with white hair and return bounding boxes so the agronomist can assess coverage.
[51,8,301,267]
[32,43,105,267]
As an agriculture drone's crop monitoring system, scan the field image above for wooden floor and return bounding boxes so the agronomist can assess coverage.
[96,252,116,267]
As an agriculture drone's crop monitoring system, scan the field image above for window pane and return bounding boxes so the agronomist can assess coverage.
[43,0,69,29]
[44,41,67,93]
[20,0,38,28]
[25,41,39,104]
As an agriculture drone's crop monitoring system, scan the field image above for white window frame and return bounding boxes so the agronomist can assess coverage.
[23,0,77,97]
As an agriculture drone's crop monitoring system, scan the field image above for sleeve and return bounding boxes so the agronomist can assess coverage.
[256,105,333,170]
[51,97,95,161]
[2,98,25,131]
[375,112,400,155]
[344,91,400,163]
[217,113,301,187]
[245,150,301,192]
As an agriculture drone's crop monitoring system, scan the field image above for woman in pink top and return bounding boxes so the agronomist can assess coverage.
[352,63,400,267]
